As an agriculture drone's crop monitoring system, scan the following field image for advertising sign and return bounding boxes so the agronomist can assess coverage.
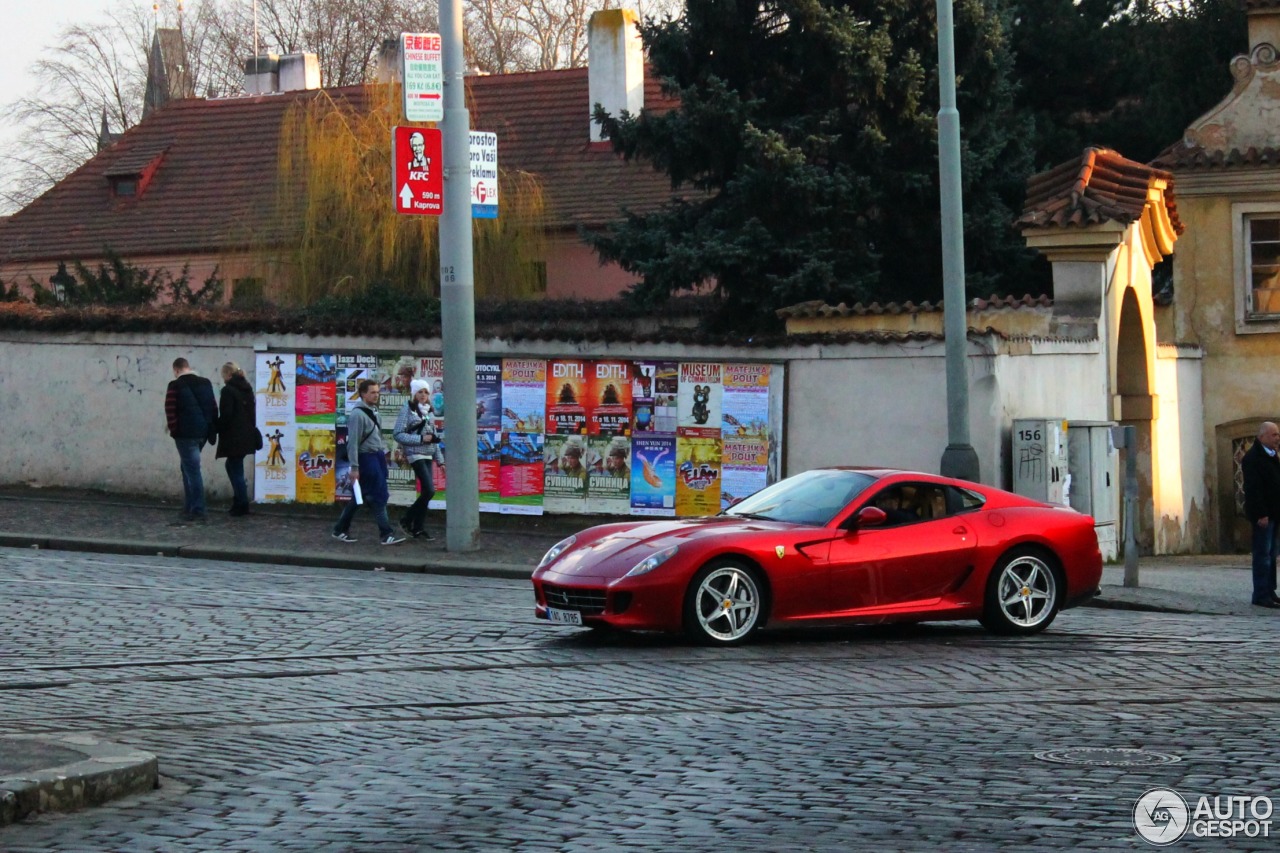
[470,131,498,219]
[392,125,443,216]
[400,33,443,122]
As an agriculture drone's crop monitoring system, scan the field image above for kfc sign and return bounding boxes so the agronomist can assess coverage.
[392,126,443,216]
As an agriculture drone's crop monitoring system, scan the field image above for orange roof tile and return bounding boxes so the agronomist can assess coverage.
[1017,147,1182,233]
[0,69,679,264]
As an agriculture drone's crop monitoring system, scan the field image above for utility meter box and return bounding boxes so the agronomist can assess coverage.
[1012,418,1070,506]
[1067,420,1119,561]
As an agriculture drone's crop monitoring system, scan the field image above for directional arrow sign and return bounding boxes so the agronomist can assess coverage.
[392,126,443,216]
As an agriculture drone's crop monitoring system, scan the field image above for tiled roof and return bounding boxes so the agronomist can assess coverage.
[1017,147,1182,233]
[0,69,680,263]
[1151,143,1280,170]
[775,294,1052,318]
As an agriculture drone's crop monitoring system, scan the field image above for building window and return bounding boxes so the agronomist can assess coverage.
[1247,215,1280,317]
[110,178,137,197]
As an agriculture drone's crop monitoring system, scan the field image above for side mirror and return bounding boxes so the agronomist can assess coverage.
[851,506,887,529]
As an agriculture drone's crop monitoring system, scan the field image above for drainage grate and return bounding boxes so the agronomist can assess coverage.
[1034,748,1181,767]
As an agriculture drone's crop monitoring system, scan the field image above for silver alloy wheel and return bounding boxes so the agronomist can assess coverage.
[693,566,761,642]
[996,554,1057,628]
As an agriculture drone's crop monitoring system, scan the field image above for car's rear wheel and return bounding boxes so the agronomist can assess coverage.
[980,546,1061,635]
[684,560,765,645]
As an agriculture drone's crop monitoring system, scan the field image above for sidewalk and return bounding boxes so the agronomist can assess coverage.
[0,486,1273,824]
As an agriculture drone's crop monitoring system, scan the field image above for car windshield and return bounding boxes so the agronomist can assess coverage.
[723,469,877,526]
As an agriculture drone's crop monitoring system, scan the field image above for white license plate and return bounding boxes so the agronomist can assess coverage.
[546,606,583,626]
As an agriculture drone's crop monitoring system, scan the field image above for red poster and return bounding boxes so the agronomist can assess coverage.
[546,359,590,434]
[590,360,632,436]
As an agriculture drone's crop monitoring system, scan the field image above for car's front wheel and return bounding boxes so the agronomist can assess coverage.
[684,560,765,645]
[980,546,1061,635]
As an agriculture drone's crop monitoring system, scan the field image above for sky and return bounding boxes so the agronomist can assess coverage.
[0,0,117,100]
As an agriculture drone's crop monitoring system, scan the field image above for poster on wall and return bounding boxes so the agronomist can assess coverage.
[417,357,446,421]
[722,363,770,440]
[500,432,544,514]
[588,434,631,513]
[256,353,297,428]
[675,434,723,516]
[296,354,336,424]
[543,433,591,512]
[501,359,546,435]
[428,435,448,510]
[255,421,296,502]
[334,427,353,502]
[631,360,677,435]
[677,362,723,438]
[478,429,502,512]
[476,360,502,432]
[590,360,632,436]
[336,354,377,428]
[546,359,589,434]
[296,427,337,503]
[630,434,676,516]
[721,438,768,509]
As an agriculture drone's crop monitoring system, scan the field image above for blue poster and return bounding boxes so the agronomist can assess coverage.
[630,434,676,516]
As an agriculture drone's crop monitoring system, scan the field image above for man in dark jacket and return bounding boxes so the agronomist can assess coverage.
[165,357,218,522]
[1241,420,1280,608]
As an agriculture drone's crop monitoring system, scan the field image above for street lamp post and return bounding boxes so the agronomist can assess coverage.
[439,0,480,550]
[936,0,980,482]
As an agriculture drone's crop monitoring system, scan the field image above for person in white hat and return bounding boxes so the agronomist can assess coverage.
[393,378,443,539]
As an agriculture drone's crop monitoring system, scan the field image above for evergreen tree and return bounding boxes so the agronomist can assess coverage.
[588,0,1038,329]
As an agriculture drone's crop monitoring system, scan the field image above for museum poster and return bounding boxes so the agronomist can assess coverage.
[677,362,723,438]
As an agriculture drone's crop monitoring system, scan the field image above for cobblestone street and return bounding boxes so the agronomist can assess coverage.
[3,546,1278,851]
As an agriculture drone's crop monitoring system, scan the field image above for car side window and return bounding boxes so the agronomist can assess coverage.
[868,483,951,526]
[948,486,986,514]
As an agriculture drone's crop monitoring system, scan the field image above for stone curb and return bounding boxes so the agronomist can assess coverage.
[0,736,158,826]
[0,532,532,580]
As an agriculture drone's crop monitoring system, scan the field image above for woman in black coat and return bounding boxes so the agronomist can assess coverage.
[216,361,258,516]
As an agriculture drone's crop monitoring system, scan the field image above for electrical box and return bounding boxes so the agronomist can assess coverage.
[1012,418,1070,506]
[1067,420,1119,561]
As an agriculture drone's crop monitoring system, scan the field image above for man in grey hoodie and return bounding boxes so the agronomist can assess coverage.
[331,379,405,545]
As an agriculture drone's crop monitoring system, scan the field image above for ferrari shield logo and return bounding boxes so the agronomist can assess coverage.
[775,545,785,559]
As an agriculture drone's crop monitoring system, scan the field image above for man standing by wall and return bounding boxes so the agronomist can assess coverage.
[1241,420,1280,608]
[332,379,405,545]
[165,357,218,522]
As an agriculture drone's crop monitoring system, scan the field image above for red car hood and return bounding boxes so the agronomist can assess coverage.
[544,516,817,581]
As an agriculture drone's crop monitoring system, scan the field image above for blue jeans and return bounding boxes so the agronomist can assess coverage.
[333,497,393,539]
[175,438,206,516]
[1252,520,1280,603]
[225,456,248,507]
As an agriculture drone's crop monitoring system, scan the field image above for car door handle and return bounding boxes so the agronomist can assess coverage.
[952,525,969,535]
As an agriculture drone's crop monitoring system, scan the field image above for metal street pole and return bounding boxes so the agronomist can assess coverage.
[439,0,479,551]
[936,0,980,483]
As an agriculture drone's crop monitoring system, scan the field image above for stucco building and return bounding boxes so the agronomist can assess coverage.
[1152,0,1280,550]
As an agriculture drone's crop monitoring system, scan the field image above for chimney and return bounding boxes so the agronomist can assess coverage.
[375,38,400,84]
[588,9,644,143]
[279,53,322,91]
[244,54,280,95]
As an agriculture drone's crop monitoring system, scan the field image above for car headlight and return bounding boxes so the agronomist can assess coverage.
[537,535,577,569]
[625,545,678,578]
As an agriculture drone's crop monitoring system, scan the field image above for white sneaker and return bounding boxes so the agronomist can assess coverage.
[380,534,406,546]
[332,531,357,543]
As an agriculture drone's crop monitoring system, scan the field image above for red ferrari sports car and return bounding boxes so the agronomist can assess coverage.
[531,468,1103,645]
